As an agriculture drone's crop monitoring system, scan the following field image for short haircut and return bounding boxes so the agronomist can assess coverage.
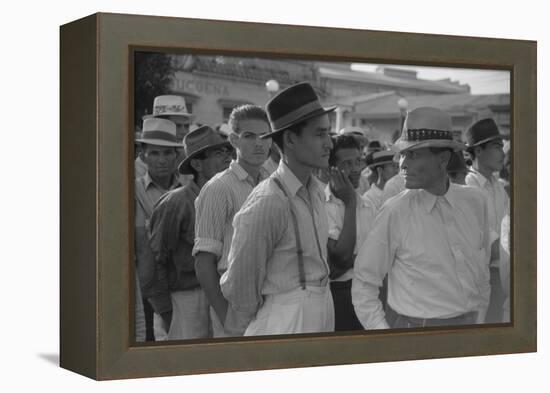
[329,134,360,167]
[228,104,269,134]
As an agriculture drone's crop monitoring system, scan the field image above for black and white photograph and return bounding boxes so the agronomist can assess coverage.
[5,0,546,390]
[132,51,511,343]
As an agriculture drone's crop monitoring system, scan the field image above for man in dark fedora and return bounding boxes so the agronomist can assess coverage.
[193,104,272,337]
[134,117,186,341]
[352,107,492,329]
[465,118,509,323]
[220,82,335,336]
[146,126,232,340]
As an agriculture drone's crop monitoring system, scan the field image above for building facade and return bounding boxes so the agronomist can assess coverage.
[162,54,509,142]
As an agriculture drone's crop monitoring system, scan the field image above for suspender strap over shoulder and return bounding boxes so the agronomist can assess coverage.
[272,177,307,290]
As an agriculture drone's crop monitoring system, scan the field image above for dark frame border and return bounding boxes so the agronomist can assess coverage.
[60,12,536,380]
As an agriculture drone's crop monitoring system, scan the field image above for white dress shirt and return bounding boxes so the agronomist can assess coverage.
[352,183,492,329]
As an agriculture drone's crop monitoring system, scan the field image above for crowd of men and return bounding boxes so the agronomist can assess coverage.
[133,82,510,342]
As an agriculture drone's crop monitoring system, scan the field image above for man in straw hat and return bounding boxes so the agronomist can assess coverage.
[147,126,232,340]
[220,82,335,335]
[362,149,399,210]
[465,118,509,323]
[352,107,492,329]
[134,117,186,341]
[193,104,272,337]
[152,95,194,142]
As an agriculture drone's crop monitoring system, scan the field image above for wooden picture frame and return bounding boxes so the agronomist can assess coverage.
[60,12,536,380]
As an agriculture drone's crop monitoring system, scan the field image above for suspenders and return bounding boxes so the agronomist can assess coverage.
[272,177,307,290]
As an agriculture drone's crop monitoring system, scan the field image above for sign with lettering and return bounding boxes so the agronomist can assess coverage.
[174,77,230,97]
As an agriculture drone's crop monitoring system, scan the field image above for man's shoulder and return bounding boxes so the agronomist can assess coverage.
[200,169,235,195]
[160,183,196,204]
[451,183,488,207]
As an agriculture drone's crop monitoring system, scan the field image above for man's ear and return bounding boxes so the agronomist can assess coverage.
[283,131,296,152]
[440,150,452,170]
[229,132,239,149]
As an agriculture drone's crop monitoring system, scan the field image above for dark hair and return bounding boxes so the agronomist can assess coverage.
[228,104,269,134]
[271,119,309,153]
[328,134,360,167]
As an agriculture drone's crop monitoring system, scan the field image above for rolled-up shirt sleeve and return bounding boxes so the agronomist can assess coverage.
[221,193,286,334]
[352,206,395,330]
[193,181,229,257]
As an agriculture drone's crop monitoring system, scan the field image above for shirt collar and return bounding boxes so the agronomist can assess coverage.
[276,160,320,197]
[469,168,498,186]
[188,179,201,197]
[144,171,181,190]
[230,160,269,184]
[419,181,458,213]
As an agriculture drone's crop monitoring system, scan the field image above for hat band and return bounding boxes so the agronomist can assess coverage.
[153,104,189,116]
[271,100,323,130]
[141,131,178,142]
[370,155,394,166]
[406,128,452,141]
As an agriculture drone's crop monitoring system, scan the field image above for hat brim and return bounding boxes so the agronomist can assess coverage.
[392,139,466,153]
[135,138,183,148]
[155,112,195,120]
[261,106,337,139]
[178,141,232,174]
[466,134,503,148]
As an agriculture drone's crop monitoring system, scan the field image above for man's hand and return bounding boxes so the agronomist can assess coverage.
[329,167,356,205]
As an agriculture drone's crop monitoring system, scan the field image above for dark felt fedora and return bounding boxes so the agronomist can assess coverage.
[262,82,336,138]
[178,125,231,174]
[465,118,503,147]
[393,107,465,153]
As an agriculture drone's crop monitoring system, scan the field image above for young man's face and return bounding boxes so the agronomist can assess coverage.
[291,114,333,169]
[334,147,363,189]
[198,145,233,180]
[399,147,446,190]
[476,139,505,173]
[142,144,178,180]
[230,118,272,167]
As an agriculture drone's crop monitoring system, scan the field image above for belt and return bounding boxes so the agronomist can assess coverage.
[393,310,478,328]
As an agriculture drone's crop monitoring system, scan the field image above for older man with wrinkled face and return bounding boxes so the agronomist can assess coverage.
[352,107,492,330]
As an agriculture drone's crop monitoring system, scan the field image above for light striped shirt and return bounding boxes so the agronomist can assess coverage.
[193,160,268,274]
[352,183,492,329]
[466,169,509,244]
[220,161,331,334]
[325,186,377,282]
